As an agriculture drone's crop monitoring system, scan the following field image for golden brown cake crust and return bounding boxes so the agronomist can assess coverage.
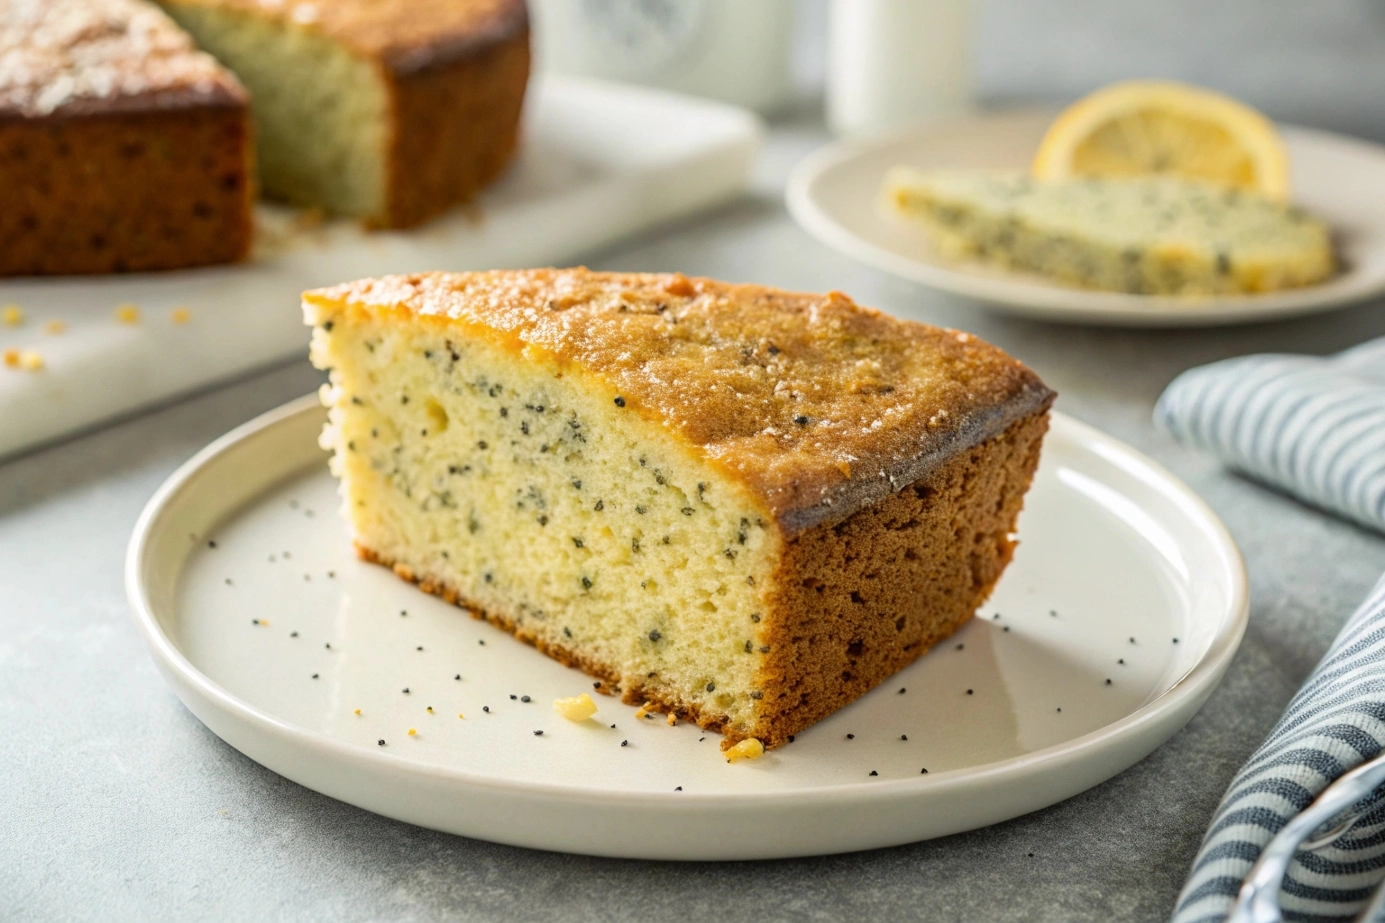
[0,0,247,117]
[305,269,1056,533]
[165,0,529,74]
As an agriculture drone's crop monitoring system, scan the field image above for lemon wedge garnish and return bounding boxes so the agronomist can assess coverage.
[1032,80,1290,200]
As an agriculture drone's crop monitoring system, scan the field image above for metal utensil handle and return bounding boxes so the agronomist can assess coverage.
[1227,750,1385,923]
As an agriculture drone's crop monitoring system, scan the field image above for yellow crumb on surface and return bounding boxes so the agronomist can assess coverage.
[634,707,648,720]
[408,728,417,736]
[3,349,18,368]
[553,693,598,722]
[457,713,465,719]
[426,706,434,714]
[18,350,44,371]
[354,709,361,715]
[667,713,676,726]
[2,304,22,326]
[44,320,65,335]
[294,206,327,230]
[725,738,765,764]
[114,304,141,324]
[171,307,191,324]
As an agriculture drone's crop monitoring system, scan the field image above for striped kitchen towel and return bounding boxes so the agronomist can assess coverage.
[1171,574,1385,923]
[1160,337,1385,922]
[1155,336,1385,536]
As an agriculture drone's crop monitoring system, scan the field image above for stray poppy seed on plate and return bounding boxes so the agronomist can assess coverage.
[533,730,543,736]
[1105,678,1112,685]
[898,687,906,694]
[311,674,319,679]
[869,771,878,776]
[455,674,461,680]
[378,739,385,746]
[675,786,682,791]
[621,740,628,747]
[521,695,531,703]
[901,735,908,741]
[483,706,490,713]
[208,540,217,549]
[290,631,298,638]
[846,733,855,740]
[966,689,974,695]
[510,694,517,700]
[402,687,410,694]
[921,768,928,774]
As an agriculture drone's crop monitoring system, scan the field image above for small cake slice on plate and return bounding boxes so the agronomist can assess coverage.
[305,269,1055,748]
[160,0,529,228]
[884,169,1335,296]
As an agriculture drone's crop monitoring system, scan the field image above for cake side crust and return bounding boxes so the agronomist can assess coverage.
[381,18,529,228]
[750,410,1051,748]
[0,103,253,275]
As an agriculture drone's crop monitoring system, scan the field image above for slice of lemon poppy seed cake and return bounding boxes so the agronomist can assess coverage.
[304,269,1055,749]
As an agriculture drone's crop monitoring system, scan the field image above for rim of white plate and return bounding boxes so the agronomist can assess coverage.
[126,394,1248,809]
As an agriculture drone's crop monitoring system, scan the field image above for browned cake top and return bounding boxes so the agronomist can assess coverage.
[0,0,245,117]
[308,269,1055,533]
[169,0,528,74]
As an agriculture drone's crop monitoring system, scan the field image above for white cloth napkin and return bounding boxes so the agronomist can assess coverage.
[1159,337,1385,922]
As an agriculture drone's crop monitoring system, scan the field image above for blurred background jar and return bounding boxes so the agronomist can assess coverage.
[826,0,975,136]
[530,0,798,115]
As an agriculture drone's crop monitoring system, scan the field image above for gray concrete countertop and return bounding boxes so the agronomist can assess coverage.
[5,116,1385,923]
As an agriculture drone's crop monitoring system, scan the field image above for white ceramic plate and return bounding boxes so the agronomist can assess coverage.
[126,396,1247,859]
[0,76,761,460]
[786,110,1385,327]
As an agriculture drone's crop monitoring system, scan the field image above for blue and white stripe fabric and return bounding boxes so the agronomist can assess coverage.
[1160,336,1385,922]
[1156,337,1385,537]
[1172,575,1385,923]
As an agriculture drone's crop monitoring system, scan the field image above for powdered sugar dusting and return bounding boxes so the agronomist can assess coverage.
[0,0,242,115]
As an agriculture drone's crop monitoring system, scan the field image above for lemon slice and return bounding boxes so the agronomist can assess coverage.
[1032,80,1290,200]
